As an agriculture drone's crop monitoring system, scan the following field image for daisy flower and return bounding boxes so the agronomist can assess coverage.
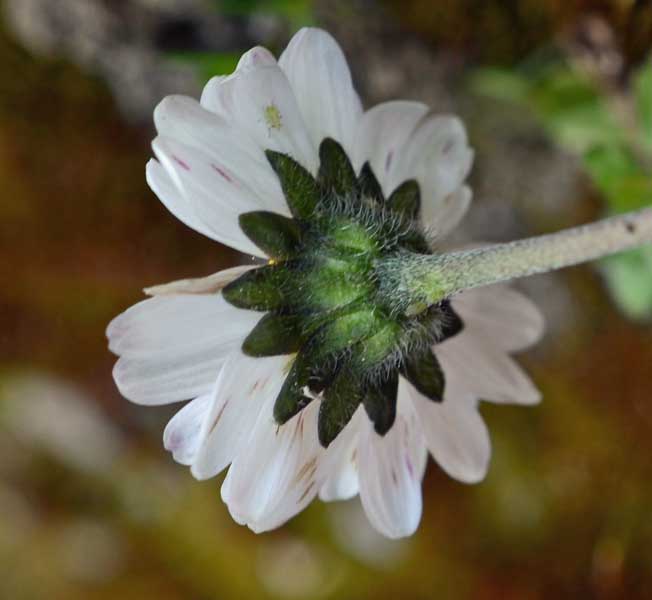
[107,28,652,538]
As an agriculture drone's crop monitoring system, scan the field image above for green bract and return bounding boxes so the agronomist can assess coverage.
[222,138,464,447]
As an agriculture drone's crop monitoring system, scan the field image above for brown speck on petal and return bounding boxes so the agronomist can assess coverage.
[209,400,228,434]
[298,481,316,504]
[294,456,318,484]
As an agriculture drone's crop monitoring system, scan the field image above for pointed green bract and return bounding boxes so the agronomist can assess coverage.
[239,211,303,259]
[439,301,464,341]
[318,138,357,196]
[273,353,314,424]
[358,162,385,204]
[265,150,321,219]
[402,348,445,402]
[222,263,290,311]
[237,138,468,445]
[318,371,362,447]
[299,256,374,311]
[388,180,420,220]
[363,373,398,435]
[242,313,303,357]
[319,308,384,354]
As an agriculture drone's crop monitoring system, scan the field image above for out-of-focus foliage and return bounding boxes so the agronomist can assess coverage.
[386,0,652,66]
[168,50,242,83]
[171,0,314,83]
[219,0,313,29]
[470,59,652,320]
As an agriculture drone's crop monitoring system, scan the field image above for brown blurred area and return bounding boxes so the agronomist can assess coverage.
[1,1,652,599]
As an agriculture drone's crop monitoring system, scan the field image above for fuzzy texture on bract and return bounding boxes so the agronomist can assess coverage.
[107,28,544,538]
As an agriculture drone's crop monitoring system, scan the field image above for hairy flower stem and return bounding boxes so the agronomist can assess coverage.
[386,208,652,309]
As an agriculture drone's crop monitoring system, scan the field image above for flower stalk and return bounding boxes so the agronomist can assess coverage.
[388,207,652,307]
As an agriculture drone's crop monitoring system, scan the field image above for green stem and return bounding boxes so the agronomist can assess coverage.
[391,208,652,307]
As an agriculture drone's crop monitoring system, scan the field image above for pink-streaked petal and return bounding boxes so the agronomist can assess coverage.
[190,352,291,480]
[107,294,259,405]
[153,95,288,216]
[279,27,363,155]
[152,136,267,257]
[406,379,491,484]
[318,407,365,502]
[352,100,429,194]
[146,159,216,242]
[163,394,211,465]
[221,397,323,532]
[393,114,473,237]
[437,330,541,406]
[452,284,545,352]
[357,392,425,539]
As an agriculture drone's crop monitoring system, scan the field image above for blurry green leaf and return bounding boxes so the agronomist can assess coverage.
[220,0,313,28]
[634,60,652,153]
[600,247,652,321]
[583,146,652,212]
[168,51,241,83]
[468,68,530,103]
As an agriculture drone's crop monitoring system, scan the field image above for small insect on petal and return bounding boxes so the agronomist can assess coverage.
[264,103,283,130]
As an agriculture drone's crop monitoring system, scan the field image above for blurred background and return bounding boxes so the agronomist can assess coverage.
[1,0,651,598]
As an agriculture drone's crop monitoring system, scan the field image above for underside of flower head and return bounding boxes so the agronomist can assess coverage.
[107,26,557,539]
[222,138,465,446]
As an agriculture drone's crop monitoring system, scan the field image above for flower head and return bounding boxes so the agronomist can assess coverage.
[107,27,544,538]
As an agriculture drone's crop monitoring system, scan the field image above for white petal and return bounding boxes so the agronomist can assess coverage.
[318,407,365,502]
[452,284,545,352]
[357,392,425,539]
[190,352,291,480]
[221,396,324,532]
[406,379,491,484]
[144,264,257,296]
[428,184,473,239]
[279,27,363,155]
[146,159,216,241]
[236,45,277,71]
[198,64,318,173]
[153,95,288,215]
[163,394,211,465]
[152,136,267,257]
[199,46,276,113]
[352,100,428,194]
[393,114,473,237]
[107,294,259,405]
[436,329,541,406]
